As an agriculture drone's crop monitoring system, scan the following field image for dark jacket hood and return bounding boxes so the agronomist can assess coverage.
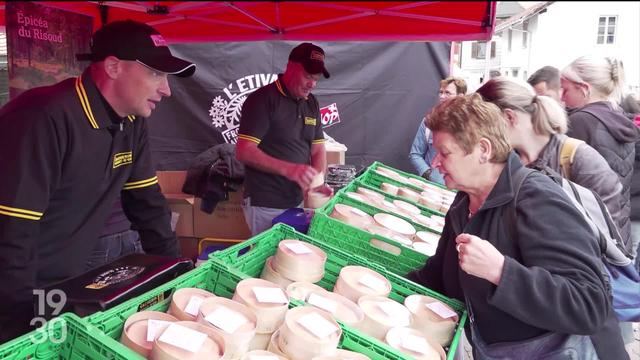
[570,101,640,143]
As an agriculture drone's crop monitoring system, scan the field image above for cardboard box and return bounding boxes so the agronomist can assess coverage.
[326,149,345,167]
[193,186,252,240]
[166,196,194,237]
[157,171,195,237]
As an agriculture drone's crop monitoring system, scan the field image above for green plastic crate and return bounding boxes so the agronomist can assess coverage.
[359,161,450,192]
[0,313,139,360]
[86,263,213,340]
[212,223,467,360]
[340,180,445,219]
[309,192,441,274]
[315,192,438,234]
[85,258,389,359]
[356,171,450,215]
[308,212,428,276]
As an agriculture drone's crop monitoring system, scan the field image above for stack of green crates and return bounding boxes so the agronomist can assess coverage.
[0,313,139,360]
[82,250,397,358]
[346,180,446,218]
[0,160,461,360]
[309,191,437,277]
[356,161,451,194]
[212,223,467,360]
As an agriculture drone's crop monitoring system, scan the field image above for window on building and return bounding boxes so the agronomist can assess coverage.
[597,16,617,44]
[522,20,529,48]
[471,41,496,59]
[508,29,513,51]
[513,69,519,78]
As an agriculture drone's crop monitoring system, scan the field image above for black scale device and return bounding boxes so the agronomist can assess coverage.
[42,253,194,318]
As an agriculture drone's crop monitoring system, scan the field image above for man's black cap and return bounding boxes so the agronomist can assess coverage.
[289,42,330,79]
[76,20,196,77]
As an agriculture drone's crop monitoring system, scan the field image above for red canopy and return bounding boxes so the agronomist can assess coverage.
[0,1,496,43]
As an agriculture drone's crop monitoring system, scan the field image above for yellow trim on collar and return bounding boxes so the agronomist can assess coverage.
[0,204,43,220]
[275,79,287,97]
[238,134,261,144]
[75,76,99,129]
[275,78,308,100]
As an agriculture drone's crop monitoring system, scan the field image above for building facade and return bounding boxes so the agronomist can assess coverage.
[455,1,640,95]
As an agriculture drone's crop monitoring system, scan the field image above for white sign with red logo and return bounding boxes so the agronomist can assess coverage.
[320,103,340,128]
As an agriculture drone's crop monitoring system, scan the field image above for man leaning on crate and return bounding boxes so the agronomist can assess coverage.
[0,20,195,342]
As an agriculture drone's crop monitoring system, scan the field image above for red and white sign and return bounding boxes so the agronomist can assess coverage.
[320,102,341,128]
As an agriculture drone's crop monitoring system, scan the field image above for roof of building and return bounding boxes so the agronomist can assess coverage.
[495,1,554,32]
[496,2,525,19]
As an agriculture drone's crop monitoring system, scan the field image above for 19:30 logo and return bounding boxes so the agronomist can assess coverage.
[29,289,67,344]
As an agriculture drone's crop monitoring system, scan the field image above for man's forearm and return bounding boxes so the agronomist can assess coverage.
[310,144,327,174]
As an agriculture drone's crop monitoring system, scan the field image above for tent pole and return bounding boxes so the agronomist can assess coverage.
[99,4,109,26]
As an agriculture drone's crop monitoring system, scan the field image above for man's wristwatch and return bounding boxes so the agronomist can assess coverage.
[421,169,432,180]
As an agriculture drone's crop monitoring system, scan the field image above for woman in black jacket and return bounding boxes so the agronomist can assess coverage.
[408,94,627,359]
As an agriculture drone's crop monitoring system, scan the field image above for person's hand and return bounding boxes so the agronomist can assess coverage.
[285,164,319,191]
[311,183,334,197]
[455,233,505,285]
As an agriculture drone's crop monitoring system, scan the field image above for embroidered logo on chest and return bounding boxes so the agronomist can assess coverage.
[113,151,133,168]
[304,117,317,126]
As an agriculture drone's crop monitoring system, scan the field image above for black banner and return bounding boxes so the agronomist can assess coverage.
[149,41,450,174]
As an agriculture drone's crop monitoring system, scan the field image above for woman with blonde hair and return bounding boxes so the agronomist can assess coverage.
[407,94,626,359]
[476,77,630,252]
[561,56,639,250]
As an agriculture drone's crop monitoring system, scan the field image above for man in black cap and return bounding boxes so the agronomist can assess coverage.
[237,42,333,235]
[0,20,195,341]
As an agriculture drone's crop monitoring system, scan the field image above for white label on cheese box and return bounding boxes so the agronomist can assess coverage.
[307,293,338,314]
[253,287,288,304]
[297,312,338,339]
[402,334,429,354]
[158,323,207,353]
[358,274,386,291]
[425,302,457,319]
[146,319,172,342]
[377,301,402,318]
[284,242,312,254]
[205,306,247,334]
[184,296,204,316]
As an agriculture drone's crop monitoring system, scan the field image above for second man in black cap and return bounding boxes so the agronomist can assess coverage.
[237,42,333,235]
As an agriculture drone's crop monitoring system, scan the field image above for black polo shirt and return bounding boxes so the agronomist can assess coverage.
[0,69,176,326]
[238,74,325,208]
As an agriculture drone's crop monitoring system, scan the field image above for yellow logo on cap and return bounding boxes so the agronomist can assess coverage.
[304,117,317,125]
[113,151,133,168]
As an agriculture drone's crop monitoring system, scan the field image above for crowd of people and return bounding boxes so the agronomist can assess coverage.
[0,17,639,359]
[408,59,640,359]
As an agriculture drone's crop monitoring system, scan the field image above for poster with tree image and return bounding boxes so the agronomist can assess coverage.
[6,1,92,99]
